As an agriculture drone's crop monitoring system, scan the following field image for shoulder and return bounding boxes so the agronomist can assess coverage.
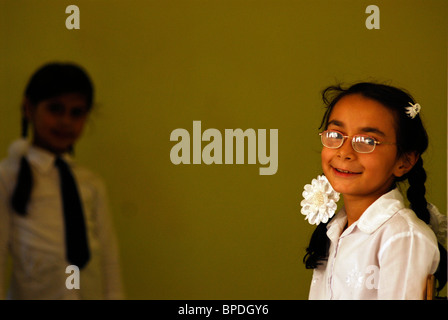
[0,155,18,172]
[71,162,108,193]
[0,153,21,187]
[360,189,438,247]
[389,208,435,235]
[0,139,31,180]
[378,208,438,251]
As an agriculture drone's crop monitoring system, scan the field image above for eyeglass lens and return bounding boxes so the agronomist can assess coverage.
[321,131,376,153]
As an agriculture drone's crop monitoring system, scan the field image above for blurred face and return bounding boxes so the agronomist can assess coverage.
[26,93,90,154]
[321,94,409,204]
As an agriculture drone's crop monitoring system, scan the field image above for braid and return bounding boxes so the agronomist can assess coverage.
[303,221,331,269]
[21,116,28,138]
[405,158,447,293]
[11,99,33,215]
[11,156,33,215]
[406,157,429,224]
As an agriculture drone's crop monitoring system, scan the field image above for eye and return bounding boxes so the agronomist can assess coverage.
[353,135,376,146]
[70,107,88,118]
[326,130,343,139]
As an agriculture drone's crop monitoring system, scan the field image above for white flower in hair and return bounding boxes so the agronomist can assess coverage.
[300,175,340,225]
[405,102,421,119]
[8,138,30,159]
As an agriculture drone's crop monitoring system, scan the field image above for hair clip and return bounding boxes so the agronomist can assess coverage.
[405,102,421,119]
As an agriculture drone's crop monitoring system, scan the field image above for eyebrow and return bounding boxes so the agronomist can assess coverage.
[327,120,386,137]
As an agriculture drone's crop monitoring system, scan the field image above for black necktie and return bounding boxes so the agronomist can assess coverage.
[55,157,90,269]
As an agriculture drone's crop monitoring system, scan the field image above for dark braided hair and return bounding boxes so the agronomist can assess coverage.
[11,62,94,216]
[304,82,447,294]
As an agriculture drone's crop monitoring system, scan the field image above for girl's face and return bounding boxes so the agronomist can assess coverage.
[26,93,90,154]
[321,94,410,204]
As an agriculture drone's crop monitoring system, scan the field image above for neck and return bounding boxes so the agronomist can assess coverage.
[342,182,396,227]
[32,139,71,156]
[343,194,385,227]
[343,199,369,227]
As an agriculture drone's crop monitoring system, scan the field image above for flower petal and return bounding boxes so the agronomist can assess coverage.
[300,174,340,225]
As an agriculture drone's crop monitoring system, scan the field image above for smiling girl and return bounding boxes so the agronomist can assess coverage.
[302,82,446,299]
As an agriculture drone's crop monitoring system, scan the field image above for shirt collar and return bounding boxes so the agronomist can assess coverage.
[27,145,74,174]
[326,208,347,244]
[357,188,405,234]
[327,188,405,240]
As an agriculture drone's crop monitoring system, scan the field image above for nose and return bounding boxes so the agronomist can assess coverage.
[337,138,355,160]
[59,111,73,126]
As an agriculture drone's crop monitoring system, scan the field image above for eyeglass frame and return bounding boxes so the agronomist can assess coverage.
[319,129,395,154]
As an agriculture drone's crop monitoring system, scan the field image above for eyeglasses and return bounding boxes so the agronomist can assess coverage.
[319,130,395,153]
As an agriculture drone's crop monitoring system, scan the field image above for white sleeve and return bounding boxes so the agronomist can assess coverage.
[94,178,125,299]
[0,170,11,300]
[377,231,440,299]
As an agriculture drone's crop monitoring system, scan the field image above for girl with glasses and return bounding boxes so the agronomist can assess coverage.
[303,82,446,299]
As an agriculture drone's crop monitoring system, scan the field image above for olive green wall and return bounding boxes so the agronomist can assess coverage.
[0,0,446,299]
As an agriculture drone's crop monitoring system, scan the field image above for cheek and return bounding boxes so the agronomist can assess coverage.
[33,114,55,132]
[320,148,333,172]
[73,118,88,133]
[321,147,331,163]
[362,153,397,178]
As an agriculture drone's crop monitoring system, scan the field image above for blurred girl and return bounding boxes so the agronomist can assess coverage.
[0,62,124,299]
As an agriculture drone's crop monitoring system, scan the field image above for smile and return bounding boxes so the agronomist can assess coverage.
[333,167,362,175]
[52,130,74,139]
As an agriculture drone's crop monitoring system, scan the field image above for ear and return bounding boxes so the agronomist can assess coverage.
[394,152,419,178]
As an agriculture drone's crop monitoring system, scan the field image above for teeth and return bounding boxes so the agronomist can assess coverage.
[336,168,351,173]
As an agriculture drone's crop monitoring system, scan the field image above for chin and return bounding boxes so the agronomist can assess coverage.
[49,144,72,154]
[325,178,349,194]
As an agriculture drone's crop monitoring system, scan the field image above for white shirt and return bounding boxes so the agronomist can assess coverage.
[308,188,440,300]
[0,140,124,299]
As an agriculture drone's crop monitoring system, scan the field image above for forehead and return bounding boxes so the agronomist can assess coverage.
[43,93,89,108]
[328,94,397,135]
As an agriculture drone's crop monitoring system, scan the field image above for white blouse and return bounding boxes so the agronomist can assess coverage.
[0,140,124,299]
[308,188,440,300]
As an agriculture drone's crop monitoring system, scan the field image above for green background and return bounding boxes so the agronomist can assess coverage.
[0,0,446,299]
